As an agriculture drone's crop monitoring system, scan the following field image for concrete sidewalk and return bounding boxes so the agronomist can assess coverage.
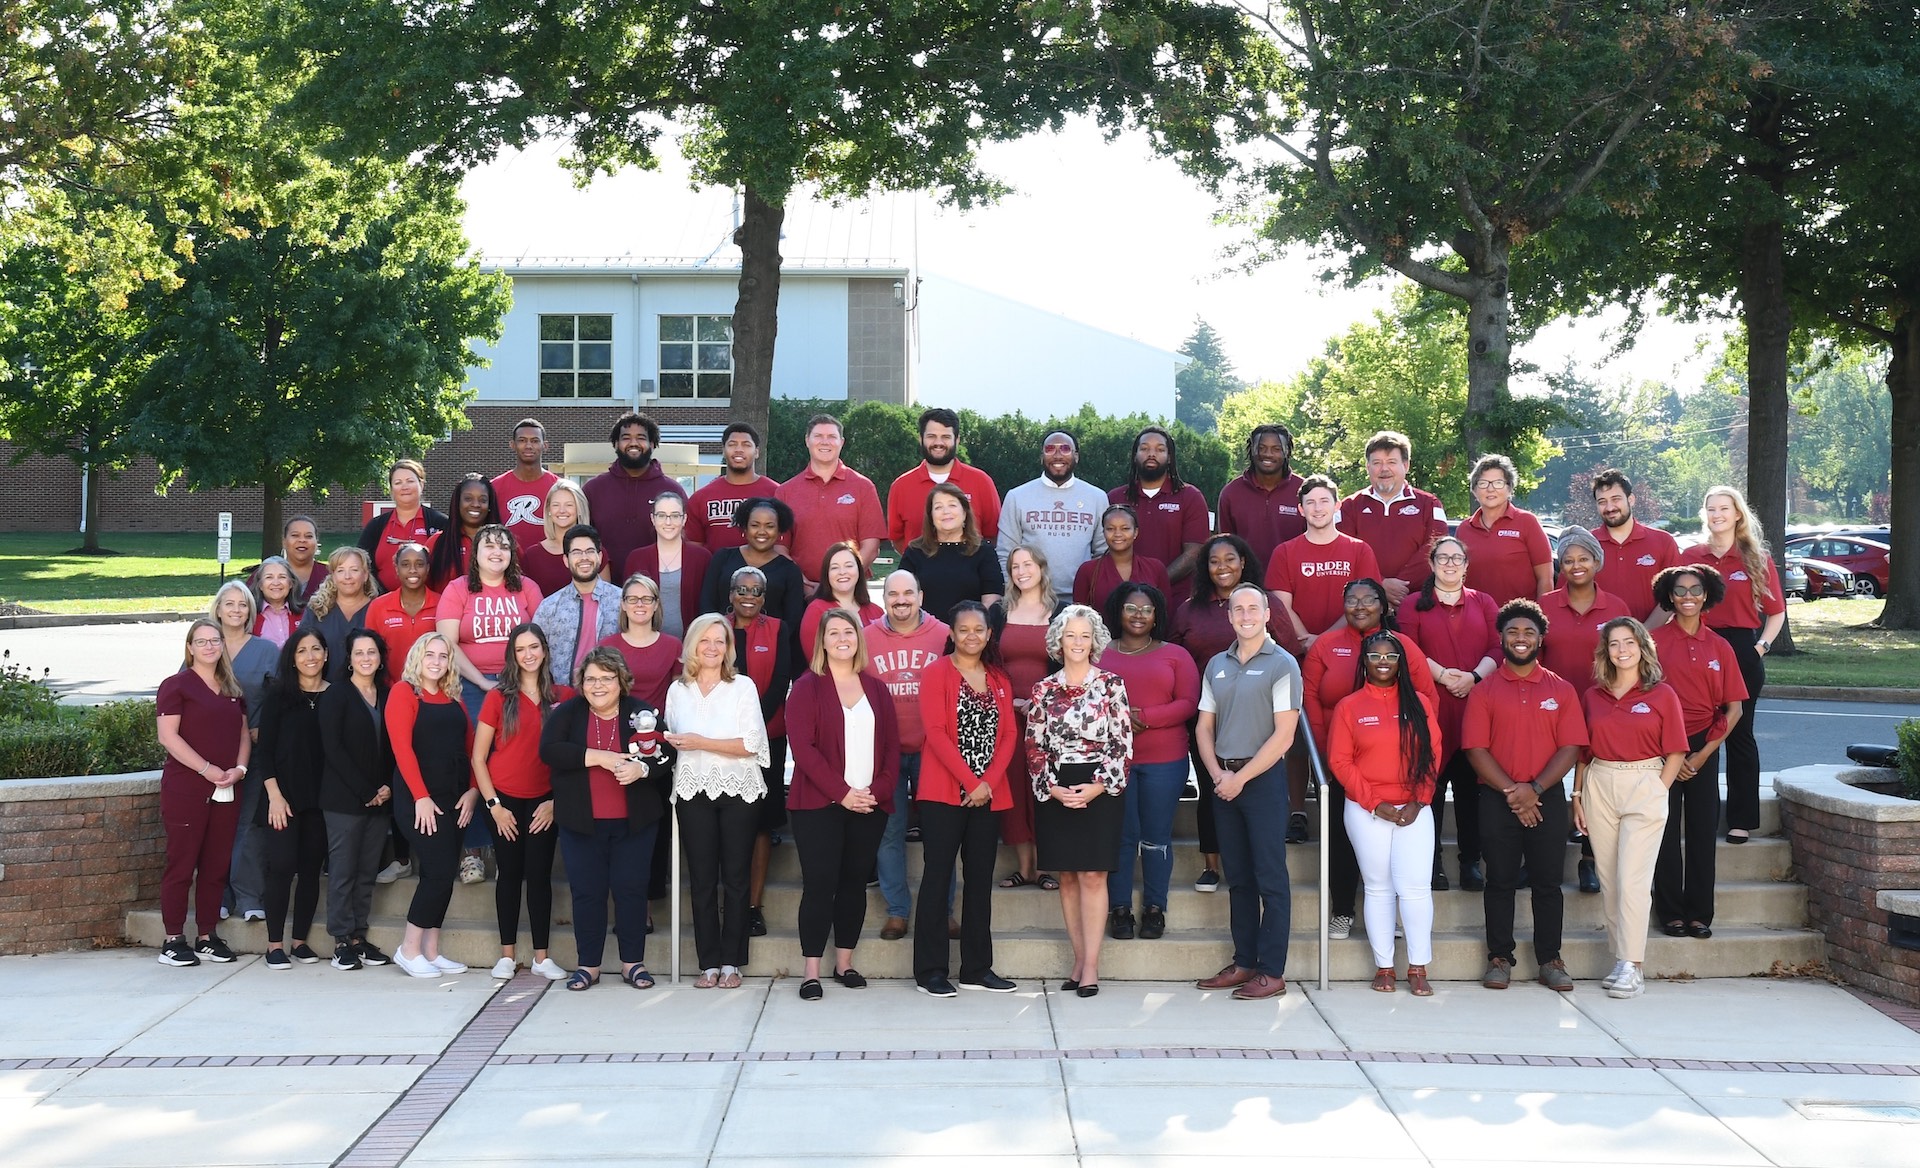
[3,951,1917,1167]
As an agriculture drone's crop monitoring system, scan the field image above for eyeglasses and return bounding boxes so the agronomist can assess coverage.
[581,675,619,686]
[190,638,223,648]
[1433,553,1467,566]
[1043,442,1074,454]
[1472,479,1510,492]
[1671,585,1706,598]
[732,586,765,597]
[623,596,657,607]
[565,547,600,558]
[1365,652,1403,662]
[1121,603,1156,616]
[652,511,683,521]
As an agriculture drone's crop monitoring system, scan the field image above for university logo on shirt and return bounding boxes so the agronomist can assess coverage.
[1540,698,1559,711]
[1630,702,1652,714]
[836,493,857,506]
[1398,505,1422,517]
[1332,646,1354,657]
[503,496,542,526]
[1708,659,1723,672]
[1497,528,1522,539]
[1730,571,1749,581]
[1637,554,1657,566]
[1357,714,1382,727]
[753,645,771,654]
[1156,502,1182,514]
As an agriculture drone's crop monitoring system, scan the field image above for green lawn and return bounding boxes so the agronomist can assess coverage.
[0,531,353,615]
[1766,597,1920,690]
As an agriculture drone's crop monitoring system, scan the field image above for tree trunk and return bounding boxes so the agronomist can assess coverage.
[82,460,104,554]
[1738,90,1794,653]
[1461,237,1512,459]
[1879,305,1920,630]
[260,476,284,560]
[730,184,784,462]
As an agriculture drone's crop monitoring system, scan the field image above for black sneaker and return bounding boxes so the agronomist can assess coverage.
[958,971,1017,993]
[1107,906,1135,940]
[290,943,322,964]
[354,938,391,967]
[1139,906,1166,940]
[1194,868,1221,893]
[330,940,363,971]
[1286,812,1309,844]
[747,906,768,937]
[265,948,292,970]
[917,975,958,998]
[1431,867,1450,892]
[194,934,236,963]
[158,937,200,967]
[1578,857,1601,894]
[1460,861,1486,891]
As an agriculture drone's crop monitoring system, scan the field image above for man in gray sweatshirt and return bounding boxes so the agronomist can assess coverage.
[996,430,1108,604]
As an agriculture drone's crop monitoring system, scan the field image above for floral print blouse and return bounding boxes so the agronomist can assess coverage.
[1025,668,1134,799]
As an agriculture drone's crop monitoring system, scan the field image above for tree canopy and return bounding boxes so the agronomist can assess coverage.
[1175,318,1240,432]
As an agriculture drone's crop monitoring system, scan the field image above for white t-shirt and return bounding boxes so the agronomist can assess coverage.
[842,695,875,791]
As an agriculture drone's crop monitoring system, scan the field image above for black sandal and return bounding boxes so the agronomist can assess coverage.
[566,968,599,991]
[1038,873,1061,891]
[997,872,1035,889]
[624,966,656,989]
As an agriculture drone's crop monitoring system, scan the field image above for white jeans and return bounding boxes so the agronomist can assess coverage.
[1343,801,1435,968]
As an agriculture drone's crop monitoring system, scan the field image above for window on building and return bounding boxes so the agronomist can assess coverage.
[659,314,733,399]
[539,314,614,398]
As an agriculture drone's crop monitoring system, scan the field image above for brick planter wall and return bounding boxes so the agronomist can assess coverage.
[0,772,164,955]
[1775,764,1920,1006]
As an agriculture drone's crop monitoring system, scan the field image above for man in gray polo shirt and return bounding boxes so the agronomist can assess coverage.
[1194,582,1302,1000]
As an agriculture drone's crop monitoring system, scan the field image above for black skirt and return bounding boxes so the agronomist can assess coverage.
[1034,761,1125,873]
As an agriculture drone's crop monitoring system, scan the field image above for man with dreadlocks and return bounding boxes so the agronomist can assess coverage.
[1109,426,1210,607]
[1215,423,1307,571]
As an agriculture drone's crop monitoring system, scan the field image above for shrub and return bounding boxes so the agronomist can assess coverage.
[1899,718,1920,801]
[0,719,94,779]
[0,650,60,723]
[87,699,163,774]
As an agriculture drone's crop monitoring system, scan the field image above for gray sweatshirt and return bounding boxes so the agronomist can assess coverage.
[997,476,1109,602]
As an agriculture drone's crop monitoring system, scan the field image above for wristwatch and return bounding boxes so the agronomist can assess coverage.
[484,796,501,809]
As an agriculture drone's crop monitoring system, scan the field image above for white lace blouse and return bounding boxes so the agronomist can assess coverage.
[664,674,772,801]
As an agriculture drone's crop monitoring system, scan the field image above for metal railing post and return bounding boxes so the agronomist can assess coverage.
[1298,714,1332,992]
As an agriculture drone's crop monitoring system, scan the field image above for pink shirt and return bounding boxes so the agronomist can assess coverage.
[436,577,543,675]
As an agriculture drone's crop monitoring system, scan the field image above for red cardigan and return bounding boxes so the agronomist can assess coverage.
[786,670,901,814]
[918,656,1017,809]
[622,541,712,632]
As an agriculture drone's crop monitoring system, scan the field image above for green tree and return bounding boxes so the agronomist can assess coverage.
[271,0,1242,454]
[1175,318,1240,432]
[1790,349,1891,521]
[131,179,510,556]
[1175,2,1738,458]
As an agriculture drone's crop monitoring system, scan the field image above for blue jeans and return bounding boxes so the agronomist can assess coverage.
[877,753,921,919]
[1107,759,1188,912]
[1214,760,1292,977]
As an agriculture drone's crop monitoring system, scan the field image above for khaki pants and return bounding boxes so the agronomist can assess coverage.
[1584,758,1670,964]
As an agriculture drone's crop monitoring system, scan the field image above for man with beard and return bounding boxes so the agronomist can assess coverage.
[776,413,885,589]
[491,418,560,548]
[1109,426,1210,606]
[1461,600,1589,992]
[863,570,952,939]
[997,430,1108,606]
[1216,424,1307,570]
[1589,469,1679,625]
[1338,431,1448,607]
[531,524,624,685]
[583,412,687,574]
[887,408,1001,549]
[688,423,774,550]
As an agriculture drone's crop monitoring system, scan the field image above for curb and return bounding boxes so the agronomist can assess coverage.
[1768,686,1920,705]
[0,612,194,630]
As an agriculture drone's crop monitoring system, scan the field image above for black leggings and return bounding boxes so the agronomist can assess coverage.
[1186,722,1218,854]
[790,805,887,958]
[1654,728,1721,926]
[262,807,328,945]
[399,795,462,930]
[1430,752,1483,870]
[487,792,558,948]
[1719,625,1766,832]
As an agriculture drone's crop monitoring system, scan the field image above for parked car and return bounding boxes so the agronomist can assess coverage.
[1788,554,1857,600]
[1781,558,1810,601]
[1784,535,1890,598]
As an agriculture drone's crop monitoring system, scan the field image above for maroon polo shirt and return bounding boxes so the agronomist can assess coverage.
[776,462,885,579]
[1592,522,1682,621]
[1460,662,1588,785]
[1536,588,1634,693]
[1696,544,1786,631]
[1649,621,1749,739]
[1109,481,1210,605]
[1216,471,1306,569]
[1581,682,1688,763]
[1457,504,1552,606]
[1339,485,1447,585]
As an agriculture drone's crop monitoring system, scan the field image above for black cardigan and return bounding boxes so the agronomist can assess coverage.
[255,687,327,823]
[539,694,675,835]
[316,682,392,815]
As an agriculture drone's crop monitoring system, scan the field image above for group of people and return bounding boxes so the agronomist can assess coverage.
[151,409,1783,1002]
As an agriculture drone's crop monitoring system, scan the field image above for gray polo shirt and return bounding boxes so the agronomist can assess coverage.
[1197,638,1302,759]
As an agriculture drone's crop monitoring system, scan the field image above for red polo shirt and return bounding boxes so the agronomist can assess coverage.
[1457,505,1552,606]
[365,589,442,668]
[1582,682,1687,763]
[1460,663,1589,785]
[887,461,1002,547]
[1109,482,1211,605]
[686,474,777,550]
[1537,588,1634,693]
[1649,621,1748,739]
[1216,471,1306,570]
[1696,544,1786,631]
[1340,485,1447,585]
[776,462,885,579]
[1267,532,1383,637]
[1591,521,1681,621]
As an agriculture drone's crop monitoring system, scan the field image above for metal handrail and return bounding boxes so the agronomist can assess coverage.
[1295,712,1333,992]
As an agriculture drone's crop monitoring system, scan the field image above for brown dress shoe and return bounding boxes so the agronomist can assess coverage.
[879,917,908,941]
[948,917,961,939]
[1197,963,1255,990]
[1232,973,1288,1000]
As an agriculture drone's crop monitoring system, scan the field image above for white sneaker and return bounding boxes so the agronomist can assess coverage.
[459,854,486,885]
[242,909,266,923]
[1607,965,1645,999]
[490,957,517,980]
[1328,914,1353,940]
[375,860,412,885]
[1600,959,1632,990]
[530,958,569,981]
[395,949,441,979]
[429,954,468,974]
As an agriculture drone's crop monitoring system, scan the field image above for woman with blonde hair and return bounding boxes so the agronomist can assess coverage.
[210,579,278,922]
[664,613,770,988]
[520,479,594,597]
[153,619,251,967]
[1695,486,1785,844]
[385,632,478,978]
[993,544,1059,891]
[302,546,381,682]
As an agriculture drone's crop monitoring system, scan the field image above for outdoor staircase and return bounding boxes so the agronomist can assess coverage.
[126,775,1822,984]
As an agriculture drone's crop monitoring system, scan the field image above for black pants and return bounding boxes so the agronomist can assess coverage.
[1654,729,1721,926]
[679,792,758,969]
[488,793,558,949]
[915,800,999,981]
[1479,783,1569,965]
[1430,752,1483,871]
[1324,774,1359,916]
[756,737,791,832]
[560,818,657,968]
[1186,722,1218,854]
[1719,625,1765,832]
[262,807,328,945]
[398,795,462,930]
[790,804,887,958]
